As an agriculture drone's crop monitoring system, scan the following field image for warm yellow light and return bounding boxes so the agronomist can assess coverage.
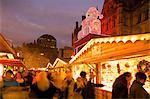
[7,54,14,59]
[131,37,137,43]
[109,38,115,43]
[69,33,150,64]
[0,53,7,56]
[140,37,145,40]
[104,38,108,43]
[115,37,121,43]
[0,64,4,77]
[122,37,128,43]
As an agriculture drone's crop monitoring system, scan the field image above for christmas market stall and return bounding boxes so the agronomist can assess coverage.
[69,33,150,99]
[0,33,29,99]
[0,33,25,75]
[47,58,69,88]
[48,58,69,79]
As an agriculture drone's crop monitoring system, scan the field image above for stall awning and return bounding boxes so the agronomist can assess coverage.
[0,59,24,67]
[69,33,150,64]
[0,33,16,54]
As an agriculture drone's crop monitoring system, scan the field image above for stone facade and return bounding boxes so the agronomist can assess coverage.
[101,0,149,36]
[72,0,149,54]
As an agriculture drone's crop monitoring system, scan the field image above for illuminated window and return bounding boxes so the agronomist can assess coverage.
[51,39,55,42]
[50,46,55,48]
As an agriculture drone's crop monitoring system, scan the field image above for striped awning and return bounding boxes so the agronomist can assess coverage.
[0,59,24,67]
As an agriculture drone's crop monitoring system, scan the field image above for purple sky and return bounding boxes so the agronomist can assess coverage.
[0,0,104,48]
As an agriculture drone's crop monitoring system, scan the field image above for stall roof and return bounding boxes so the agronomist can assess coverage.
[46,62,53,68]
[69,33,150,64]
[53,58,68,68]
[0,59,25,67]
[0,33,15,54]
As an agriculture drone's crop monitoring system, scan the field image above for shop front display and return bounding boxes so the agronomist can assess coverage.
[0,33,25,76]
[48,58,69,81]
[72,63,96,82]
[100,56,150,91]
[70,33,150,98]
[0,53,25,73]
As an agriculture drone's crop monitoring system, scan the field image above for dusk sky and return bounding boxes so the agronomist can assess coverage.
[0,0,104,48]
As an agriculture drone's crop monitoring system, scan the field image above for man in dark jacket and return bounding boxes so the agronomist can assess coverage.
[129,72,150,99]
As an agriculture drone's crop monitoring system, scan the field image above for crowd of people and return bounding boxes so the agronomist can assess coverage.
[112,71,150,99]
[0,69,99,99]
[0,69,149,99]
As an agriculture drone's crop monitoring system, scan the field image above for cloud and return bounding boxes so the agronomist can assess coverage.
[0,0,104,47]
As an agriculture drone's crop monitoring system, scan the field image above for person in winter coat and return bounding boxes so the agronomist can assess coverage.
[129,72,150,99]
[60,70,75,99]
[3,70,19,87]
[112,72,132,99]
[14,72,24,86]
[74,71,87,99]
[86,78,105,99]
[29,71,57,99]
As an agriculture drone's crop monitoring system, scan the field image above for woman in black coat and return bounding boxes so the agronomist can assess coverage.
[112,72,132,99]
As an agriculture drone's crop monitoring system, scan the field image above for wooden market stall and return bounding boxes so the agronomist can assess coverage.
[0,33,25,74]
[0,33,29,99]
[48,58,69,79]
[47,58,69,88]
[69,33,150,99]
[0,33,15,54]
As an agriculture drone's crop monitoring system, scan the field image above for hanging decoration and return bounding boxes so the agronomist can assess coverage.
[125,63,130,68]
[117,63,121,74]
[137,60,150,73]
[102,64,106,69]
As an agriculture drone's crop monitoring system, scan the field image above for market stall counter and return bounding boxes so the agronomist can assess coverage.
[95,86,112,99]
